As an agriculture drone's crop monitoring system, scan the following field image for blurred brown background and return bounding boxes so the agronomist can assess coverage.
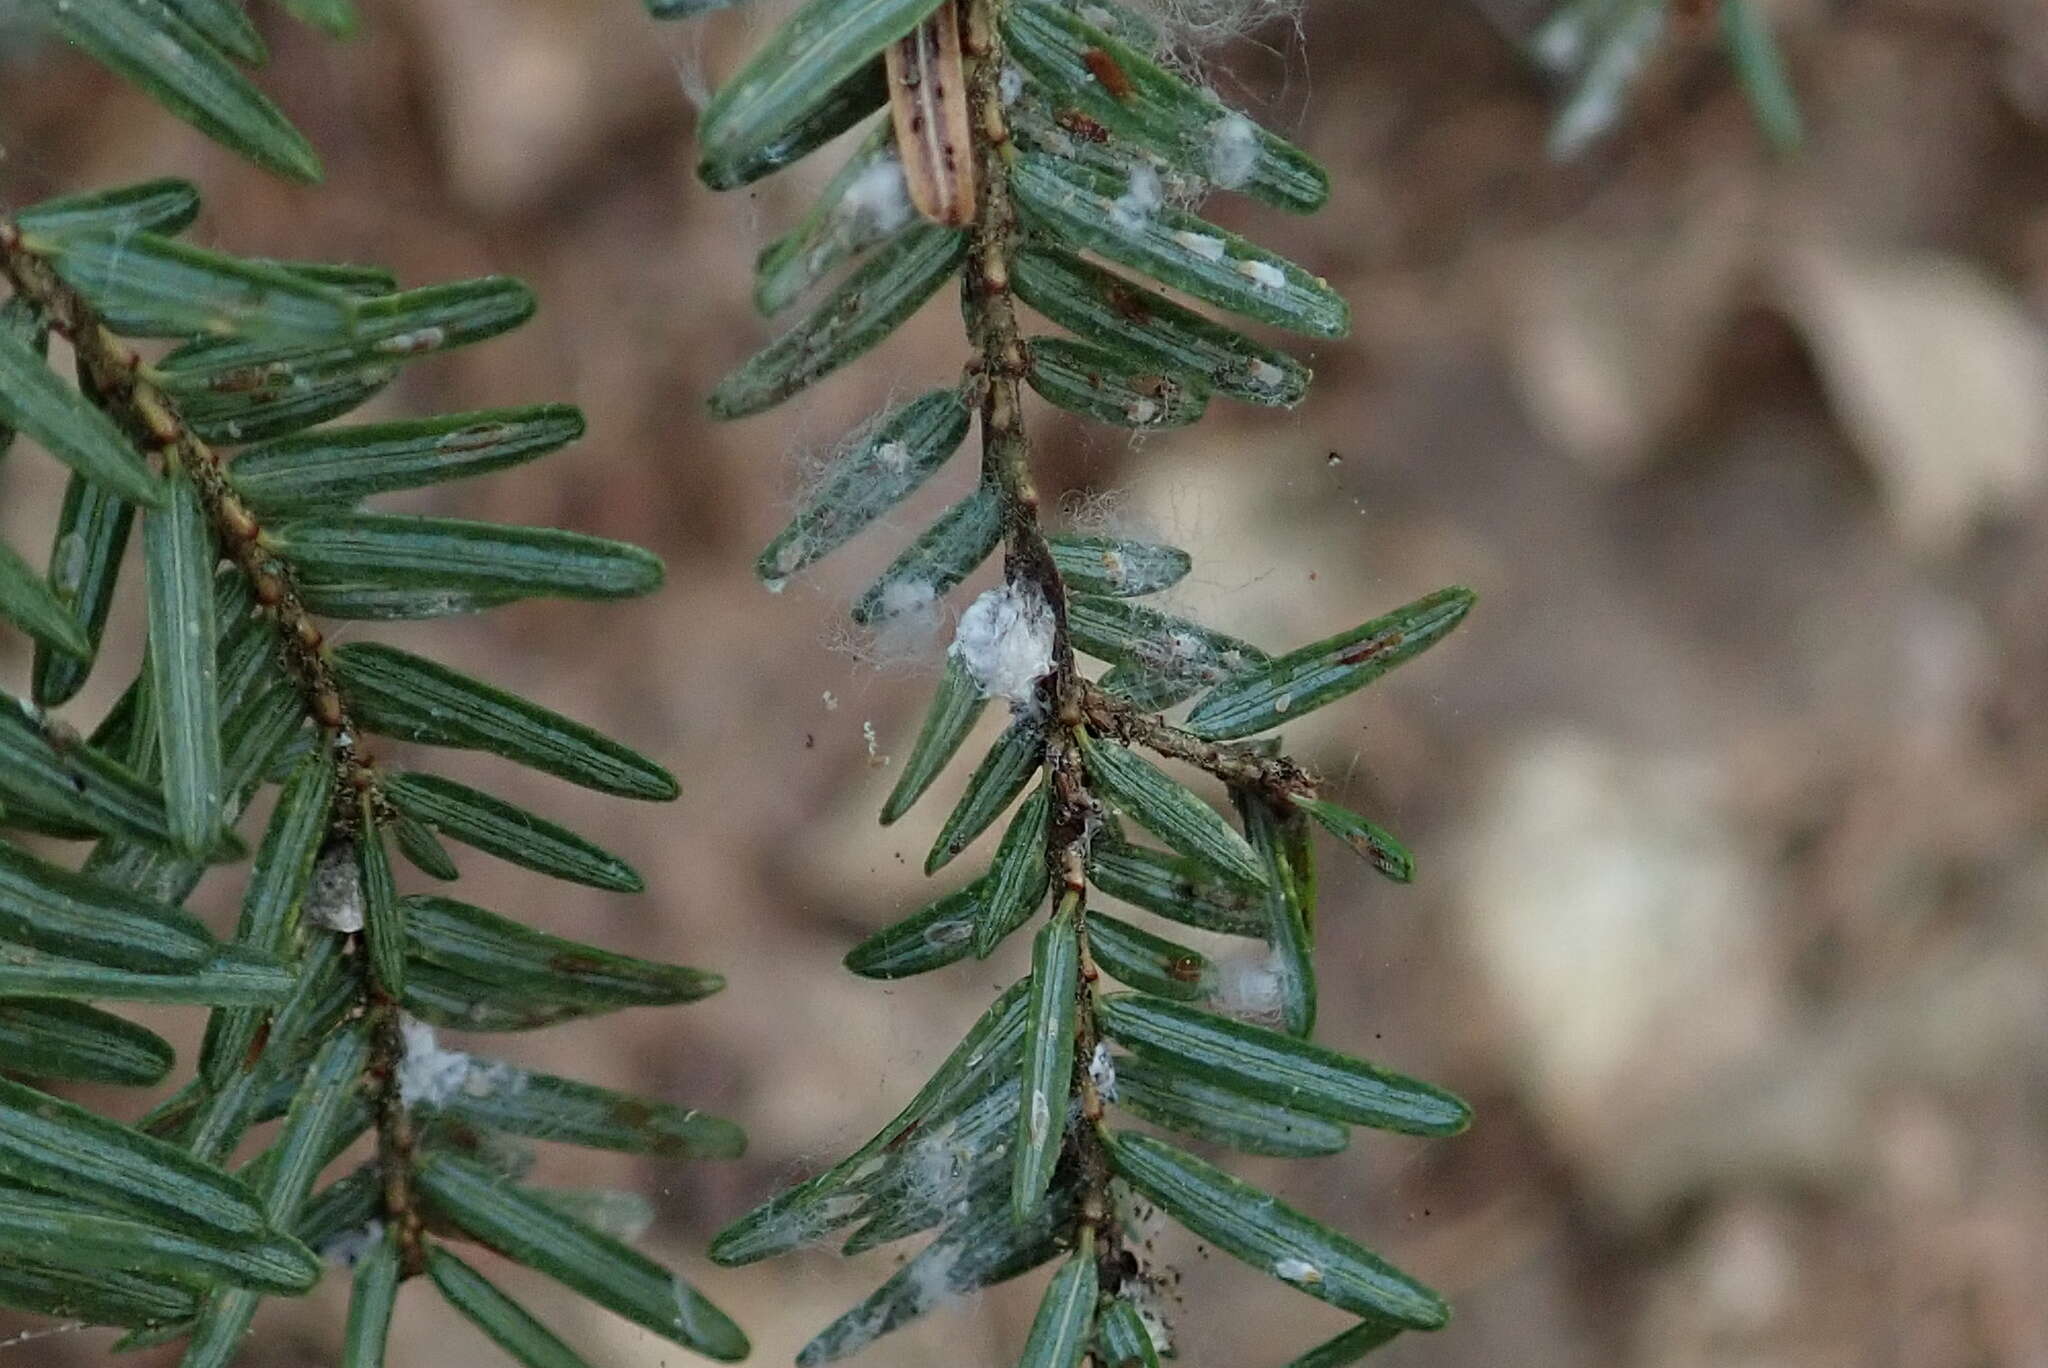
[5,0,2048,1363]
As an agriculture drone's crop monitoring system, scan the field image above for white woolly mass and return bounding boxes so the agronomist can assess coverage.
[397,1016,526,1109]
[398,1017,469,1106]
[841,155,914,233]
[848,576,946,671]
[905,1242,968,1316]
[466,1057,526,1099]
[874,438,913,474]
[900,1117,993,1219]
[572,1191,657,1242]
[319,1219,385,1269]
[305,844,364,933]
[1138,1300,1176,1355]
[1172,229,1226,262]
[831,1238,970,1359]
[878,577,938,622]
[1207,947,1291,1026]
[1273,1256,1324,1284]
[951,583,1056,706]
[1208,112,1260,188]
[1088,1041,1119,1101]
[1110,164,1164,232]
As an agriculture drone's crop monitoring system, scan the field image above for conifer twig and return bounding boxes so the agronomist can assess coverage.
[0,218,427,1276]
[960,0,1132,1280]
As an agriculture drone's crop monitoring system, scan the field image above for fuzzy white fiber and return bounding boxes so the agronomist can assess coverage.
[397,1017,526,1109]
[1111,164,1165,232]
[841,155,915,233]
[1208,112,1261,188]
[1207,946,1291,1026]
[1088,1041,1119,1101]
[1131,0,1306,52]
[951,582,1056,706]
[305,845,364,933]
[319,1219,385,1268]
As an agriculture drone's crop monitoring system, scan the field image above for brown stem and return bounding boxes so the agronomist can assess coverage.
[960,0,1132,1305]
[959,0,1066,681]
[0,219,427,1276]
[1077,679,1319,802]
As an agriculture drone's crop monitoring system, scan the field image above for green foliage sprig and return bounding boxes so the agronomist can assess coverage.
[0,23,748,1359]
[665,0,1477,1360]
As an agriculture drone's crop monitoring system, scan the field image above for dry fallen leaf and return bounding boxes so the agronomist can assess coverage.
[1778,243,2048,554]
